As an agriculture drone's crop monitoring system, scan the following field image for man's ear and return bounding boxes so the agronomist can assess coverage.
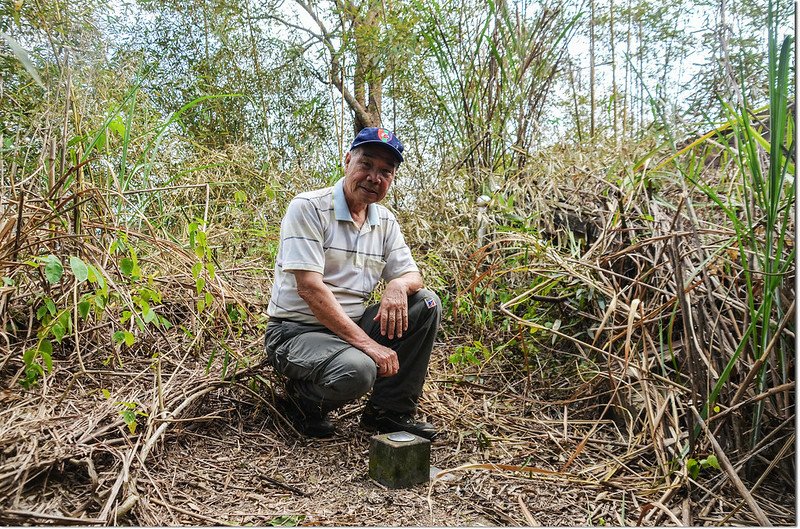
[344,151,352,167]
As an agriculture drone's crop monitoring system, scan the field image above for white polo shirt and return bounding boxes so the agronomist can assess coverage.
[268,178,419,324]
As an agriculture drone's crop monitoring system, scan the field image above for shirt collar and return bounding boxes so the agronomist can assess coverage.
[333,178,380,226]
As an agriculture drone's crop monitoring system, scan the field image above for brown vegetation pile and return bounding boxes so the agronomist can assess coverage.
[1,131,794,526]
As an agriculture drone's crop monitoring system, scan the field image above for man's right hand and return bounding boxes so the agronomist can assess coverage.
[365,343,399,377]
[294,269,400,377]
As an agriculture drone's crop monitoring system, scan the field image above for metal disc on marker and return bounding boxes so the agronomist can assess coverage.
[387,432,416,442]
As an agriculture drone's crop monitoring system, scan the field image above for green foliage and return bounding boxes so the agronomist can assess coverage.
[42,255,64,284]
[686,454,720,480]
[449,341,490,366]
[189,220,216,313]
[266,515,305,527]
[116,400,148,435]
[682,4,795,447]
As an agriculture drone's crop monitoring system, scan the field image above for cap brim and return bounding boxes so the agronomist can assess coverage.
[351,140,404,163]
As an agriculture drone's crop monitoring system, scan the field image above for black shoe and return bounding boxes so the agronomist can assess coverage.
[277,385,335,438]
[360,404,438,440]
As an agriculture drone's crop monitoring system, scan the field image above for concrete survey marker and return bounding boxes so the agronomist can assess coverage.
[368,432,430,488]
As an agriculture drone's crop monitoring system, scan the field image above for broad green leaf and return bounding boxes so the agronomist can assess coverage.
[45,298,56,316]
[60,311,72,334]
[705,454,720,470]
[43,255,64,284]
[191,261,203,279]
[687,458,700,480]
[69,256,89,282]
[195,277,205,295]
[108,115,126,138]
[206,262,216,280]
[138,298,150,313]
[120,258,134,277]
[122,410,137,434]
[23,347,36,365]
[52,322,65,342]
[101,388,111,399]
[88,264,106,289]
[78,300,91,319]
[143,307,156,324]
[40,349,52,373]
[113,330,126,344]
[124,331,135,347]
[36,305,48,321]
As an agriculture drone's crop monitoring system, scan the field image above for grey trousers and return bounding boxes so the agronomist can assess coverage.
[264,288,441,413]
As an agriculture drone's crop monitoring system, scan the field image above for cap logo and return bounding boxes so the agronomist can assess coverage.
[378,128,391,142]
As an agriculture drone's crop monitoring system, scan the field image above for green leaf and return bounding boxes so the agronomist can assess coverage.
[120,258,134,277]
[36,305,48,321]
[206,262,216,280]
[204,291,213,307]
[88,264,106,289]
[108,115,126,138]
[23,347,36,366]
[39,339,53,356]
[124,331,135,347]
[122,410,137,434]
[705,454,720,470]
[143,307,157,324]
[191,261,203,279]
[69,256,89,282]
[113,330,126,344]
[2,276,13,286]
[195,277,206,295]
[43,255,64,284]
[687,458,700,480]
[52,322,66,343]
[45,298,56,316]
[40,349,53,373]
[78,300,91,319]
[101,388,111,399]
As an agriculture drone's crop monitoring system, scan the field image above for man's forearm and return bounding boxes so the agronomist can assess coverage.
[387,271,424,295]
[296,277,377,352]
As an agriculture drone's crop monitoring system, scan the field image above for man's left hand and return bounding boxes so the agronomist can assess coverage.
[373,281,409,339]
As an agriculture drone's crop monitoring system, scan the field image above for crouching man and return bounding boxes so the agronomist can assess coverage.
[264,127,441,439]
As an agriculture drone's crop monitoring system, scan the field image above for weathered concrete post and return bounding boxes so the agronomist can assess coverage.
[368,432,430,488]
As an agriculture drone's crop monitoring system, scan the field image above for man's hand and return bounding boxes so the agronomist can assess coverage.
[373,280,409,339]
[364,343,400,377]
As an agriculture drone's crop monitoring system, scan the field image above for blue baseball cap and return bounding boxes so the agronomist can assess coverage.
[349,127,404,163]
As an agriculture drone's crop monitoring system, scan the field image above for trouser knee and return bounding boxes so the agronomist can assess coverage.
[322,349,377,402]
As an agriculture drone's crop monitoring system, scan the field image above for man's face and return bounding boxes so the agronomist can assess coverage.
[343,145,398,207]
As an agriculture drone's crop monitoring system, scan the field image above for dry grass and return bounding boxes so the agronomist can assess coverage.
[0,126,794,525]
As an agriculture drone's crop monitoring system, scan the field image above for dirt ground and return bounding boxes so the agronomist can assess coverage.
[1,340,795,526]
